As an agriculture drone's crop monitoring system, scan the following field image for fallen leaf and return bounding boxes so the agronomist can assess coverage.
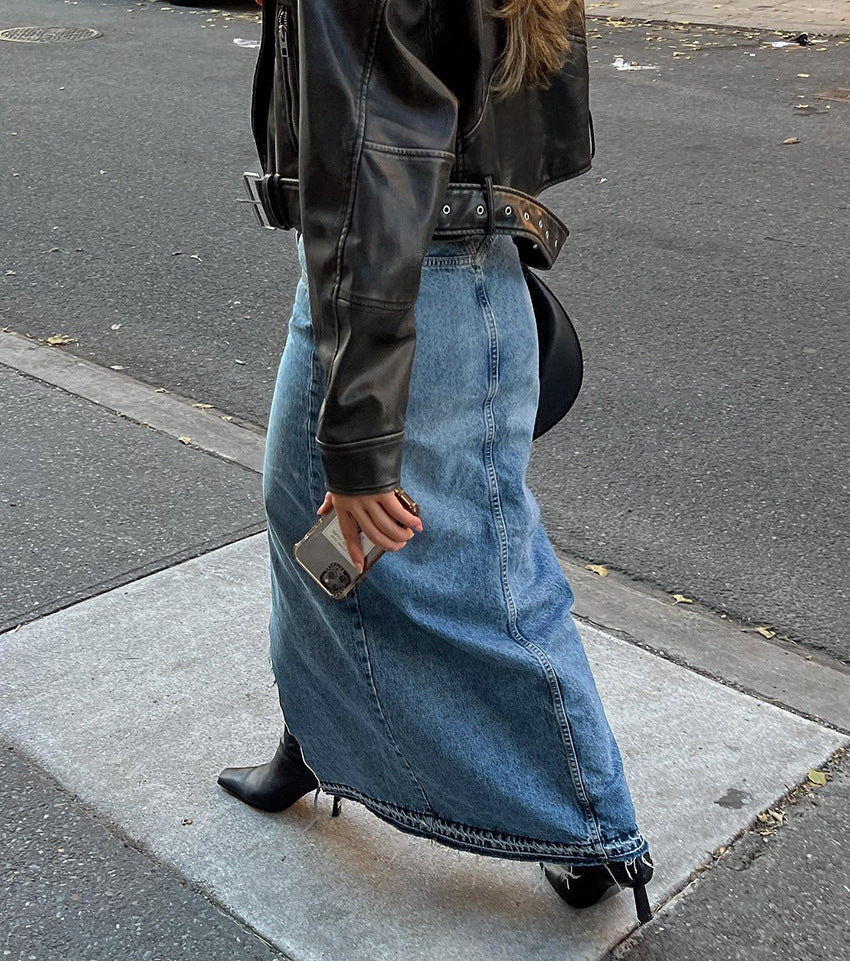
[755,626,776,639]
[110,365,125,371]
[797,73,810,77]
[192,403,213,409]
[585,564,609,577]
[42,334,76,347]
[807,769,827,786]
[190,253,203,262]
[178,436,192,445]
[782,136,800,144]
[219,415,233,421]
[234,359,246,365]
[110,323,122,330]
[155,387,169,393]
[672,593,693,604]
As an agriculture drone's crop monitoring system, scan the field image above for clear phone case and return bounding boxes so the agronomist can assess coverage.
[293,488,420,599]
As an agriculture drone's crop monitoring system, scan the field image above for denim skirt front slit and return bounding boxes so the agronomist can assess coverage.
[262,229,648,866]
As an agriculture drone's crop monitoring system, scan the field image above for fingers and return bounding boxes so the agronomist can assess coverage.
[380,491,423,532]
[357,506,412,551]
[335,510,366,573]
[362,502,416,544]
[324,490,424,574]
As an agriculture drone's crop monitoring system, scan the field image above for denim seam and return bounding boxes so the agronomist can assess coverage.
[348,591,434,813]
[307,344,324,507]
[422,239,479,268]
[421,254,478,268]
[319,780,648,864]
[473,259,606,857]
[422,235,497,269]
[472,232,497,261]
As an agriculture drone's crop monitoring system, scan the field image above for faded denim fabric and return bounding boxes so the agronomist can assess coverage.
[262,229,648,865]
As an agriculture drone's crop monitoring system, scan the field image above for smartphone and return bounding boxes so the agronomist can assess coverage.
[293,487,420,599]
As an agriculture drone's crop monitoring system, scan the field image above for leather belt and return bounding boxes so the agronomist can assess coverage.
[240,172,569,269]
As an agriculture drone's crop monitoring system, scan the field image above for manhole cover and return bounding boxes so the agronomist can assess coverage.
[0,26,102,43]
[815,88,850,103]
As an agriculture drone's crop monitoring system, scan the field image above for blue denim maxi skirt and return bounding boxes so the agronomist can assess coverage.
[262,230,648,866]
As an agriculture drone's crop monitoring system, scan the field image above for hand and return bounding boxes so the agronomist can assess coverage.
[317,490,423,573]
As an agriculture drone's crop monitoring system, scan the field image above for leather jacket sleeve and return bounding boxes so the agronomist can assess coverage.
[296,0,459,495]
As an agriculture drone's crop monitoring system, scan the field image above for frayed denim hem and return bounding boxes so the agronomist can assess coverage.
[319,780,649,867]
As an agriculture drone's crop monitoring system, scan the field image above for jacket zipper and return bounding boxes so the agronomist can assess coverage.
[278,6,299,148]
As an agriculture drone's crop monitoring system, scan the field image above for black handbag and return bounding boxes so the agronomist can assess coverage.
[522,263,583,440]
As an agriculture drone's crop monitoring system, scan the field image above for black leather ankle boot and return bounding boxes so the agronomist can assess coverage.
[540,848,655,924]
[217,725,320,813]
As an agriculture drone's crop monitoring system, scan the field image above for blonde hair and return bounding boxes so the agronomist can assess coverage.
[490,0,584,100]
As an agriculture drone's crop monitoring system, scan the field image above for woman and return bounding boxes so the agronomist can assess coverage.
[219,0,654,924]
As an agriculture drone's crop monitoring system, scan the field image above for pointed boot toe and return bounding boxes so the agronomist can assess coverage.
[217,727,320,813]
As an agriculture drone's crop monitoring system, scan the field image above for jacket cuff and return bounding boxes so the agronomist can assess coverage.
[316,431,404,496]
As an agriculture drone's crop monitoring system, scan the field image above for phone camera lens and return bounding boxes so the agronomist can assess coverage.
[320,562,351,596]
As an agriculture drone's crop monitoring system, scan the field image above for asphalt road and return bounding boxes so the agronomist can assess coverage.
[613,748,850,961]
[0,741,286,961]
[1,0,847,660]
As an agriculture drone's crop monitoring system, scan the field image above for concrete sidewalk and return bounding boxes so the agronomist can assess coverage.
[2,1,849,957]
[3,318,850,961]
[588,0,850,34]
[2,529,847,960]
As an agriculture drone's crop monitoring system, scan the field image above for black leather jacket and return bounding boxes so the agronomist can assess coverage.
[250,0,594,495]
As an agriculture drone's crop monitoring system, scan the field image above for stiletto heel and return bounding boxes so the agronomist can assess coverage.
[331,794,343,817]
[541,847,654,925]
[633,880,652,924]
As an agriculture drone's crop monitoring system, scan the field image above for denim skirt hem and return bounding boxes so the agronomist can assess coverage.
[263,231,648,868]
[316,779,648,866]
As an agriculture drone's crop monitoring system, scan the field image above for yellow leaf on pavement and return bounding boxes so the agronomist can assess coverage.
[585,564,609,577]
[42,334,76,347]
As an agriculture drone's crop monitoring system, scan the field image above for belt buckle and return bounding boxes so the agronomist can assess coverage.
[238,171,275,229]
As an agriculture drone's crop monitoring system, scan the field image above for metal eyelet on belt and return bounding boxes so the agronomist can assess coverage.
[538,219,543,228]
[523,211,530,220]
[442,204,451,215]
[476,204,485,215]
[505,205,512,215]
